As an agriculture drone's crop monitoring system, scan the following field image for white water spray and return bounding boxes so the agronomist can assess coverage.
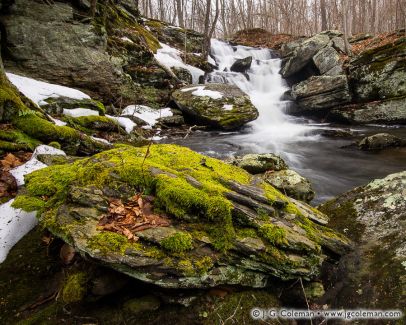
[208,39,317,154]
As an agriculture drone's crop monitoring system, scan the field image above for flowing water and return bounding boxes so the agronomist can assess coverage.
[165,39,406,204]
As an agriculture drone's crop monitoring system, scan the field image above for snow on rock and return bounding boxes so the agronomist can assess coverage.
[63,108,99,118]
[49,116,67,126]
[105,115,136,133]
[0,145,66,263]
[0,199,38,263]
[6,72,90,106]
[121,36,134,43]
[10,145,66,186]
[181,86,223,100]
[121,105,173,127]
[154,43,204,84]
[91,136,111,145]
[223,104,234,111]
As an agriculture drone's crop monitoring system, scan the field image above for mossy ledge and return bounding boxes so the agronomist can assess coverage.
[0,70,111,155]
[13,144,351,289]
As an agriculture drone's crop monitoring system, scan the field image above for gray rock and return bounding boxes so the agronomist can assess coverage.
[230,56,253,73]
[324,64,344,76]
[357,133,406,150]
[328,97,406,124]
[2,0,138,105]
[172,84,258,130]
[291,75,351,113]
[264,169,315,203]
[158,114,185,126]
[319,171,406,311]
[231,153,288,174]
[173,67,193,84]
[279,38,305,58]
[280,34,330,78]
[349,38,406,102]
[312,46,341,75]
[41,97,106,115]
[331,36,346,53]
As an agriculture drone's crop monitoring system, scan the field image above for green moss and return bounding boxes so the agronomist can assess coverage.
[48,141,61,149]
[88,231,133,254]
[12,195,45,212]
[177,259,195,276]
[161,232,193,253]
[0,129,41,151]
[259,224,287,246]
[194,256,213,275]
[62,271,88,304]
[236,227,258,238]
[66,115,120,132]
[14,144,301,254]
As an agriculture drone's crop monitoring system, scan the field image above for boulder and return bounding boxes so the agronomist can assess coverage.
[264,170,315,203]
[172,84,258,130]
[280,34,330,78]
[230,56,253,73]
[349,38,406,102]
[357,133,406,150]
[13,145,350,289]
[312,46,341,75]
[290,75,351,114]
[319,171,406,311]
[230,153,288,174]
[328,97,406,124]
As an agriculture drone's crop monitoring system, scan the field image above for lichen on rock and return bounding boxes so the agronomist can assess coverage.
[13,144,350,289]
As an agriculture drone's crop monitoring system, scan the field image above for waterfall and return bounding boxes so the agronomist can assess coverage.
[207,39,316,155]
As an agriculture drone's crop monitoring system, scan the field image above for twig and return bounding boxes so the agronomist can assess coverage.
[223,295,243,324]
[184,125,197,139]
[299,277,313,325]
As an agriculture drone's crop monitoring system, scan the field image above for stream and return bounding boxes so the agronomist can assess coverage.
[164,39,406,205]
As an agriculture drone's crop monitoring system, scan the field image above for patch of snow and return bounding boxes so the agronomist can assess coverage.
[0,199,38,263]
[0,145,66,263]
[151,135,167,141]
[181,86,201,92]
[106,115,136,133]
[10,145,66,186]
[223,104,233,111]
[122,105,173,126]
[63,108,99,118]
[49,116,67,126]
[182,86,223,100]
[121,36,134,43]
[154,42,204,84]
[90,136,111,145]
[6,72,90,106]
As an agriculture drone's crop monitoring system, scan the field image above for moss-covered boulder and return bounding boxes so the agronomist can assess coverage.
[172,84,258,130]
[13,144,350,289]
[319,171,406,313]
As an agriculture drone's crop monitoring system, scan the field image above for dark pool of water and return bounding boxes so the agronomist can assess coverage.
[162,122,406,205]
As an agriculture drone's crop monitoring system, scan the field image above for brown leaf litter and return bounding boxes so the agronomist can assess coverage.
[98,194,170,240]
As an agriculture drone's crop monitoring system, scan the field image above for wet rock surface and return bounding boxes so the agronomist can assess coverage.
[357,133,406,150]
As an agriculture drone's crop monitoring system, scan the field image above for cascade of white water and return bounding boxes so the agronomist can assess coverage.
[207,39,316,154]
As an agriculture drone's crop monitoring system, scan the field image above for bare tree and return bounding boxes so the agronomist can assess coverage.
[321,0,328,30]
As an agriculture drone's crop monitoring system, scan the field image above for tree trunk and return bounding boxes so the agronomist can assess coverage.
[321,0,328,31]
[90,0,97,17]
[342,0,352,54]
[176,0,184,28]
